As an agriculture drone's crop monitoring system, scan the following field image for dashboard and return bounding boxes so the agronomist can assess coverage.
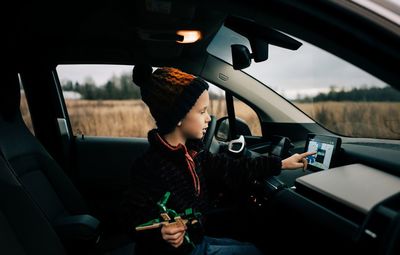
[295,163,400,215]
[231,133,400,217]
[218,131,400,254]
[256,133,400,254]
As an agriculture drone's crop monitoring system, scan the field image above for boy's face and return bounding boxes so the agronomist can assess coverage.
[180,90,211,140]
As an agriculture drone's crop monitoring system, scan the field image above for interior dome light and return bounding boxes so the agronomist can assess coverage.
[176,30,202,44]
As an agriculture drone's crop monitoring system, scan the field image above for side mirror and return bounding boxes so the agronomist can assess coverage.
[215,117,252,141]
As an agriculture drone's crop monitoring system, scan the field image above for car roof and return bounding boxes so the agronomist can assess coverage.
[6,0,226,66]
[5,0,400,88]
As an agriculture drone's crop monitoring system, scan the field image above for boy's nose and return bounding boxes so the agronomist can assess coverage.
[206,113,211,123]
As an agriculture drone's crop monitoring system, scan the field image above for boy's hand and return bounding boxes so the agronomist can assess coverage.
[161,222,187,248]
[281,151,316,170]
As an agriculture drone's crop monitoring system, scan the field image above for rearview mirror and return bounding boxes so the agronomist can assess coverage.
[226,15,302,70]
[231,44,252,70]
[231,40,269,70]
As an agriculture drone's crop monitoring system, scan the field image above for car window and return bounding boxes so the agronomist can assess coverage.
[207,83,226,119]
[233,96,262,136]
[57,64,154,138]
[57,64,262,138]
[19,76,34,135]
[208,85,262,136]
[208,26,400,139]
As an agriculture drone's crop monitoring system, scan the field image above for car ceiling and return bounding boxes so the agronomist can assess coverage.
[6,0,226,66]
[5,0,400,88]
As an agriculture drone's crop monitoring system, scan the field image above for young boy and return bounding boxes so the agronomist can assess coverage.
[118,64,314,255]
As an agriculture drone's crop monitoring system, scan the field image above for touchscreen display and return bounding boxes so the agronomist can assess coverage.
[305,134,341,171]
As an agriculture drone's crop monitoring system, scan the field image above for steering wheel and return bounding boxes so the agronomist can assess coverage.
[202,115,217,152]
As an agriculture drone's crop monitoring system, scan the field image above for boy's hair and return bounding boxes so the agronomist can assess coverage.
[132,64,209,134]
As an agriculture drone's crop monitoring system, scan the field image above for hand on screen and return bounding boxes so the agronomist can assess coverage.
[281,151,317,170]
[306,154,316,164]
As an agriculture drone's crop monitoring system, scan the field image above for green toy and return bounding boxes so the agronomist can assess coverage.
[135,192,201,247]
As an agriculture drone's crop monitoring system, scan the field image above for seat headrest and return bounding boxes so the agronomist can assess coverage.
[0,72,21,121]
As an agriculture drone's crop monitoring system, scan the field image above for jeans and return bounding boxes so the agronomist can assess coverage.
[190,236,264,255]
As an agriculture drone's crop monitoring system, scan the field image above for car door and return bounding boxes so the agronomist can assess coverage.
[54,65,150,220]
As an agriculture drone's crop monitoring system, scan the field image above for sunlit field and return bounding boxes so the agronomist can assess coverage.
[20,98,400,139]
[295,101,400,139]
[59,99,261,137]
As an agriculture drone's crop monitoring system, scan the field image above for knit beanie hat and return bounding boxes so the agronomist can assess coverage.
[132,64,209,134]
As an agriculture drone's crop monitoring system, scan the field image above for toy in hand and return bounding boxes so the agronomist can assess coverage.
[135,192,201,247]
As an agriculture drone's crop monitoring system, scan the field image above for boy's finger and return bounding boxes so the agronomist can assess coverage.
[170,234,185,248]
[302,158,308,170]
[300,151,316,158]
[293,162,304,169]
[164,231,185,241]
[163,224,185,235]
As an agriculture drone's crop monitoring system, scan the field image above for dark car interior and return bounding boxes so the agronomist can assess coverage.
[2,0,400,255]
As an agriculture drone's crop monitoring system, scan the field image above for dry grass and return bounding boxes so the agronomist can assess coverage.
[233,100,262,136]
[63,99,262,137]
[295,101,400,139]
[20,94,34,134]
[20,98,399,139]
[65,100,155,137]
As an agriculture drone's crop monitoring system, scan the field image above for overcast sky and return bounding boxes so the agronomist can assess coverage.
[57,26,388,100]
[58,65,133,86]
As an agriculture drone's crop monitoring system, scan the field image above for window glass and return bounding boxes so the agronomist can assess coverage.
[208,86,261,136]
[208,83,226,119]
[19,75,35,135]
[57,65,263,138]
[233,97,262,136]
[57,65,155,137]
[208,26,400,139]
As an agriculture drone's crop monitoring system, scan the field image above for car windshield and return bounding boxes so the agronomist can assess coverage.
[207,26,400,140]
